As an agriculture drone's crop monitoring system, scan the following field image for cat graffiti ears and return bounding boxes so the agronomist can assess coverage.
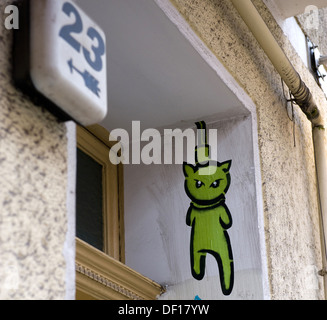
[183,121,234,296]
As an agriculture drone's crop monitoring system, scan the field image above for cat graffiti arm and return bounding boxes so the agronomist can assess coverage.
[219,204,233,229]
[186,206,195,226]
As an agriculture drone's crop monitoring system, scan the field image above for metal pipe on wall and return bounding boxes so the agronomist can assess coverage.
[313,127,327,291]
[230,0,327,298]
[230,0,323,126]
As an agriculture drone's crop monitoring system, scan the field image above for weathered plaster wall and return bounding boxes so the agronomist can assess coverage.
[0,1,72,299]
[297,7,327,56]
[169,0,327,299]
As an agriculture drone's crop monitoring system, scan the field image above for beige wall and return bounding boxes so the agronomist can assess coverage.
[0,1,73,299]
[170,0,327,299]
[297,7,327,56]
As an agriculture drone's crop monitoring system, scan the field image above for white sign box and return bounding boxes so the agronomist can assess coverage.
[30,0,107,125]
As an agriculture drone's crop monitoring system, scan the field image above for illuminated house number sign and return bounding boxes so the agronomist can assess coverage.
[27,0,107,125]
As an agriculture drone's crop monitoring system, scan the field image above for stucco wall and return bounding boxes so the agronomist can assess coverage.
[169,0,326,299]
[297,7,327,56]
[0,1,72,299]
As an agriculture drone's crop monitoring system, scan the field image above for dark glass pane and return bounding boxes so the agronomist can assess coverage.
[76,148,103,251]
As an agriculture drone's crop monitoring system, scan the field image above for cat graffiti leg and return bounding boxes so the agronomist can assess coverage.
[220,255,234,295]
[213,245,234,296]
[190,249,206,280]
[192,248,234,295]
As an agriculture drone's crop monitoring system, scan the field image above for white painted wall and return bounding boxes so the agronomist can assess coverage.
[263,1,308,68]
[124,115,268,300]
[77,0,245,134]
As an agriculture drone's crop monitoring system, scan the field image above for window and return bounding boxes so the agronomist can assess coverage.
[75,125,164,300]
[76,148,104,252]
[76,125,124,260]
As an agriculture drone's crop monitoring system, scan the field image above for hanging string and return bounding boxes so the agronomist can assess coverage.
[281,78,296,148]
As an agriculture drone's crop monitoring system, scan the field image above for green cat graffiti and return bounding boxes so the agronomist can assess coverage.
[183,121,234,296]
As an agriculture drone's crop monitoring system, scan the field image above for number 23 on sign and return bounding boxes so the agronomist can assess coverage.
[29,0,107,125]
[59,1,105,97]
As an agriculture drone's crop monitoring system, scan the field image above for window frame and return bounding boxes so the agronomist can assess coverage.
[76,125,124,261]
[75,238,164,300]
[75,125,164,300]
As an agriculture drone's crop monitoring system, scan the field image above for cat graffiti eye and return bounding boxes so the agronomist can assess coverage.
[210,179,222,188]
[195,180,204,188]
